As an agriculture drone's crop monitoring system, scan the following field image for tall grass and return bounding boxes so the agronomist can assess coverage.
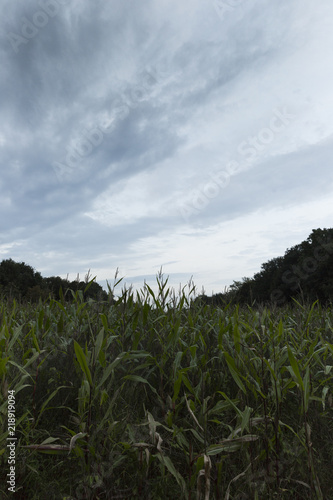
[0,273,332,499]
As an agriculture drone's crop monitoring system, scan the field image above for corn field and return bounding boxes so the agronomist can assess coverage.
[1,273,333,499]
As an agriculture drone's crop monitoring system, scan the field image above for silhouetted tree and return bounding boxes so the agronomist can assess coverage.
[0,259,42,300]
[0,259,107,302]
[208,228,333,307]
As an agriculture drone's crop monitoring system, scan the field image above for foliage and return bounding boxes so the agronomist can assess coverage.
[205,228,333,307]
[0,259,107,303]
[0,272,333,499]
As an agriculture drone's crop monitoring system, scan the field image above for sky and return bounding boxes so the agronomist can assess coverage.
[1,0,333,298]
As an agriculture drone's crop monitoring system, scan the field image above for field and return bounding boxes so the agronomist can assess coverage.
[1,275,333,499]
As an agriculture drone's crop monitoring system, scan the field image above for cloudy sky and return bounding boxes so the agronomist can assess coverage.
[1,0,333,298]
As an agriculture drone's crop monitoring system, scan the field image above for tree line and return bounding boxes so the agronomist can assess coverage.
[197,227,333,307]
[0,258,107,302]
[2,227,333,306]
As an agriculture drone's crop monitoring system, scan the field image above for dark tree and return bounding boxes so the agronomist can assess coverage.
[0,259,107,302]
[0,259,42,299]
[208,228,333,307]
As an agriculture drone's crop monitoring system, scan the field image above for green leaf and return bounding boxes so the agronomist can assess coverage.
[277,319,284,341]
[84,278,97,294]
[100,389,108,406]
[0,357,9,377]
[263,359,277,382]
[207,435,258,455]
[207,443,240,455]
[189,428,205,444]
[287,346,304,390]
[181,373,194,395]
[303,366,310,412]
[233,323,240,354]
[145,284,156,300]
[155,454,187,495]
[218,392,243,419]
[74,340,93,387]
[8,325,23,351]
[173,374,182,402]
[95,352,128,395]
[208,399,235,416]
[240,406,252,433]
[93,328,104,365]
[38,309,44,331]
[123,375,158,395]
[189,344,197,360]
[173,351,183,373]
[41,436,60,445]
[31,329,40,353]
[8,355,39,381]
[321,386,330,410]
[35,386,68,427]
[224,352,246,394]
[99,313,108,332]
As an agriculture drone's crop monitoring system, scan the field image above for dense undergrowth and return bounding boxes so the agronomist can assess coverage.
[1,273,333,499]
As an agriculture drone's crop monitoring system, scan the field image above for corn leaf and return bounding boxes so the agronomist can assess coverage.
[74,340,93,387]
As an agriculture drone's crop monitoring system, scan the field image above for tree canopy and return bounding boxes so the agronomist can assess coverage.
[197,228,333,307]
[0,258,107,302]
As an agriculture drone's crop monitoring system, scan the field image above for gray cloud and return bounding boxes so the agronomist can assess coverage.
[1,0,333,294]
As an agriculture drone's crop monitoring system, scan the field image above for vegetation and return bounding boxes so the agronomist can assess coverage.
[1,229,332,498]
[199,228,333,307]
[0,259,107,302]
[0,270,333,499]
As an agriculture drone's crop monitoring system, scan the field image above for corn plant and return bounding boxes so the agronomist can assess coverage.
[0,276,332,499]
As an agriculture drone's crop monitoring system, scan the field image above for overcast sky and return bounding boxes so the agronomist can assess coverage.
[1,0,333,297]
